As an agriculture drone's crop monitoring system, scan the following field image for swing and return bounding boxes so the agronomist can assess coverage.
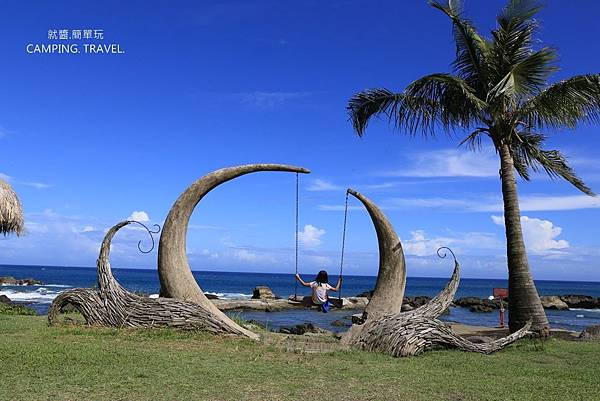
[289,174,349,309]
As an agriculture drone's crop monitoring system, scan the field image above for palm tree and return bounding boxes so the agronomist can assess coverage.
[347,0,600,334]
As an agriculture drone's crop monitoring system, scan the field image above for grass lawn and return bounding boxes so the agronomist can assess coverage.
[1,315,598,401]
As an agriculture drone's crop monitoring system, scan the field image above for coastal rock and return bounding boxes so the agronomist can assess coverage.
[560,295,599,309]
[469,304,495,313]
[455,297,501,312]
[0,276,17,285]
[252,286,277,300]
[401,303,414,312]
[455,297,483,307]
[279,323,331,335]
[579,324,600,340]
[355,290,374,299]
[20,278,43,285]
[407,296,432,308]
[351,313,366,324]
[0,294,12,304]
[0,276,42,286]
[540,296,569,310]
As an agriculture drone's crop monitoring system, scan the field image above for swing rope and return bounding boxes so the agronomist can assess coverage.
[294,172,299,299]
[338,190,350,300]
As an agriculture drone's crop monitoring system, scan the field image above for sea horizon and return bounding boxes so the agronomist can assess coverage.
[2,263,599,284]
[2,263,600,333]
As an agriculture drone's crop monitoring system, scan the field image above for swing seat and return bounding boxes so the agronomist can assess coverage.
[328,298,345,308]
[288,295,313,306]
[288,295,345,309]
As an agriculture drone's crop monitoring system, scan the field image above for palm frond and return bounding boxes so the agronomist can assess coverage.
[347,89,403,136]
[512,132,594,195]
[489,0,543,88]
[459,128,489,151]
[521,74,600,129]
[429,1,490,93]
[347,74,489,137]
[488,47,557,100]
[498,0,543,30]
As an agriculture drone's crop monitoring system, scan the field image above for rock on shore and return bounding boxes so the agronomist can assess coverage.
[452,295,599,311]
[0,276,43,286]
[279,322,333,336]
[252,286,278,300]
[579,324,600,340]
[540,296,569,310]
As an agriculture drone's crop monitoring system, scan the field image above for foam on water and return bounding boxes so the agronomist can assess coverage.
[0,287,63,303]
[205,292,252,299]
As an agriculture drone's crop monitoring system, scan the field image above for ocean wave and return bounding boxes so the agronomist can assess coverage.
[0,288,62,303]
[570,308,600,313]
[146,293,252,300]
[1,283,71,288]
[205,292,252,299]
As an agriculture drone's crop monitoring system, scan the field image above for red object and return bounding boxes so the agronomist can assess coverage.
[493,288,508,299]
[493,288,508,328]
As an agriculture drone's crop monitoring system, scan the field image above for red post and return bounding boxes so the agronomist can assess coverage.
[493,288,508,328]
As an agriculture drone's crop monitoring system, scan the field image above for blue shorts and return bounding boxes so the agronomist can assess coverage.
[319,300,330,313]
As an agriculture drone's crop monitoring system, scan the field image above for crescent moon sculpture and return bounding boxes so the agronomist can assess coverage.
[49,221,249,335]
[342,191,531,356]
[157,164,310,339]
[346,189,406,318]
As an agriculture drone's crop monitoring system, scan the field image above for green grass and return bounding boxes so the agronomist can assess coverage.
[0,302,36,315]
[1,315,599,401]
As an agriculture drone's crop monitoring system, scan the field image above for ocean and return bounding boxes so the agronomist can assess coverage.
[1,264,599,333]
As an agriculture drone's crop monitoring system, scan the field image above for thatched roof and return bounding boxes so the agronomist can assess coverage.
[0,179,24,236]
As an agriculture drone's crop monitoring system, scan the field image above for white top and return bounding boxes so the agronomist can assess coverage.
[310,281,333,304]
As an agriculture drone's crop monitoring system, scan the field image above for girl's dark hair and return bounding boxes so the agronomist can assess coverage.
[315,270,328,285]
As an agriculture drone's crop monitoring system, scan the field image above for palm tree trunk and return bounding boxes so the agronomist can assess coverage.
[499,143,549,335]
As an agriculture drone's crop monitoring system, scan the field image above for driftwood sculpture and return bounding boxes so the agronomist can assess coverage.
[341,189,531,357]
[346,189,406,319]
[157,164,309,339]
[49,168,529,357]
[48,221,247,335]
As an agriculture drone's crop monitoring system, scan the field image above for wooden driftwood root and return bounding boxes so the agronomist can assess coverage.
[343,247,531,357]
[48,221,253,337]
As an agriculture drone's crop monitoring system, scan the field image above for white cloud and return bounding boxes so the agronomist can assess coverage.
[230,248,277,264]
[384,148,498,178]
[491,215,569,254]
[233,249,260,262]
[238,91,310,108]
[128,211,150,222]
[22,182,52,189]
[479,195,600,212]
[378,194,600,213]
[0,173,51,189]
[298,224,326,247]
[307,179,342,192]
[402,230,500,257]
[386,197,473,210]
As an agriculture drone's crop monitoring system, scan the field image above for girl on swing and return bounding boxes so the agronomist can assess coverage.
[295,270,342,313]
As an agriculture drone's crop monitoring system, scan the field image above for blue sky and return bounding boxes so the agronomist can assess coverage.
[0,0,599,281]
